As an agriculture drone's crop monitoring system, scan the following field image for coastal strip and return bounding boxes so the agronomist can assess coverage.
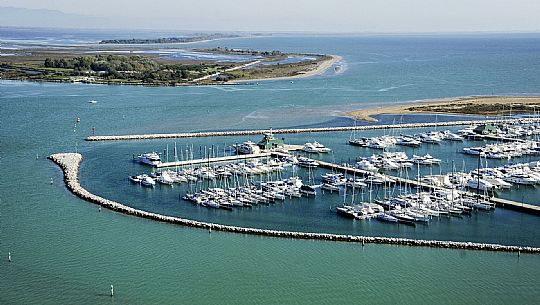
[345,96,540,122]
[49,152,540,254]
[85,117,540,141]
[230,55,342,83]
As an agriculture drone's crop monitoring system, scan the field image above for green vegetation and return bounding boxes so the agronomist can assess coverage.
[0,47,334,86]
[407,102,540,115]
[0,54,233,85]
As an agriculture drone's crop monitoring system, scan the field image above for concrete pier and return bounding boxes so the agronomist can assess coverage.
[156,152,273,168]
[85,118,540,142]
[49,152,540,254]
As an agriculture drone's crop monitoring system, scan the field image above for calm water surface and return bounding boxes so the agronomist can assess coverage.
[1,31,540,304]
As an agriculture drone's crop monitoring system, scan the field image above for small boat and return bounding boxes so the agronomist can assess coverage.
[396,137,422,147]
[298,157,319,168]
[377,213,399,223]
[141,175,156,187]
[444,132,464,141]
[336,206,356,219]
[302,143,320,153]
[129,175,142,183]
[234,141,261,155]
[321,183,340,192]
[412,154,441,165]
[157,172,174,185]
[300,185,317,196]
[89,100,98,104]
[312,141,332,153]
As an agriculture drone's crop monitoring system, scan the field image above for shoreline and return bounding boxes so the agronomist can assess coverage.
[344,96,540,122]
[48,152,540,254]
[0,54,341,87]
[229,55,342,83]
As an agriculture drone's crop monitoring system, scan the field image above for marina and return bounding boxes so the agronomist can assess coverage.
[48,152,540,253]
[5,29,540,304]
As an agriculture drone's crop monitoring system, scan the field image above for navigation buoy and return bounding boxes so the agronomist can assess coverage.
[50,178,53,184]
[110,285,114,297]
[8,252,11,262]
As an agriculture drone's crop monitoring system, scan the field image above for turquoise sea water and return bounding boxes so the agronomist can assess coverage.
[2,31,540,303]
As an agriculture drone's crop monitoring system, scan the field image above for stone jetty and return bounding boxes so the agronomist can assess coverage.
[48,152,540,254]
[85,118,540,142]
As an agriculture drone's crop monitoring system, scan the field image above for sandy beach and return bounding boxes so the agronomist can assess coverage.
[344,96,540,122]
[230,55,342,83]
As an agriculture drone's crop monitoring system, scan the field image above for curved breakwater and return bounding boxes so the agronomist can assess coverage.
[48,152,540,254]
[85,118,540,141]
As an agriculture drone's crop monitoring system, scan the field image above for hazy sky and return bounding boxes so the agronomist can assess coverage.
[1,0,539,32]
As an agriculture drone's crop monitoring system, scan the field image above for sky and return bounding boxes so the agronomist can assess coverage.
[0,0,539,32]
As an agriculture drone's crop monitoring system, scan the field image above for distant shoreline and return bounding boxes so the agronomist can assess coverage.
[344,96,540,122]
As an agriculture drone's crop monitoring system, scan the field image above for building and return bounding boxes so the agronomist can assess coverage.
[473,124,498,135]
[257,131,285,150]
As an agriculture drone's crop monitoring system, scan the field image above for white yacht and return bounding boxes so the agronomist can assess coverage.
[356,160,379,172]
[136,152,162,166]
[503,174,537,185]
[443,132,464,141]
[466,177,496,191]
[411,154,441,165]
[312,141,332,153]
[298,157,319,168]
[234,141,261,155]
[157,171,174,185]
[302,143,320,153]
[141,175,156,187]
[396,136,422,147]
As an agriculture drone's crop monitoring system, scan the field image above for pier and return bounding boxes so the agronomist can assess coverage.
[271,152,540,216]
[49,152,540,254]
[156,152,273,168]
[85,118,540,142]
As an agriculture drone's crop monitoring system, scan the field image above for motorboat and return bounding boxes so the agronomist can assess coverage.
[312,141,332,153]
[136,152,162,166]
[303,143,320,153]
[396,136,422,147]
[377,213,399,223]
[444,132,464,141]
[234,141,261,155]
[300,185,317,196]
[321,183,340,192]
[298,157,319,168]
[157,171,174,185]
[411,154,441,165]
[141,175,156,187]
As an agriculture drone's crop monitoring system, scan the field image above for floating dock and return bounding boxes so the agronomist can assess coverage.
[48,152,540,254]
[85,118,540,142]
